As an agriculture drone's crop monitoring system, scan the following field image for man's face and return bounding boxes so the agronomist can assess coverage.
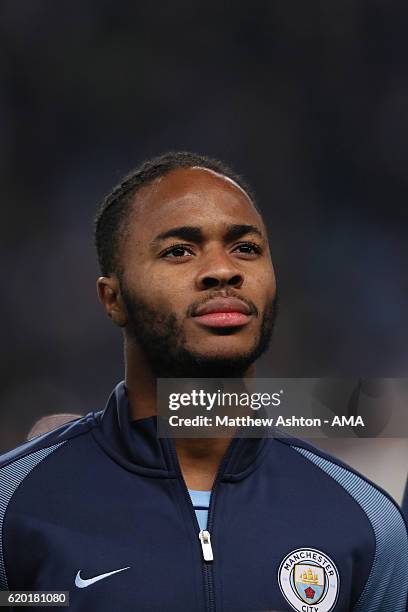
[118,167,277,376]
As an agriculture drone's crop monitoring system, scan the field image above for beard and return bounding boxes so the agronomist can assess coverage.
[119,281,278,378]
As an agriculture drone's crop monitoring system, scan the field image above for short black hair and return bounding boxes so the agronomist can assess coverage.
[94,151,257,277]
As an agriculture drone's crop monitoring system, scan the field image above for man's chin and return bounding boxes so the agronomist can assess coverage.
[186,336,258,359]
[174,346,260,378]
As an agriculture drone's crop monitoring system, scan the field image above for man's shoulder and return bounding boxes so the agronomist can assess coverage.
[272,435,408,611]
[276,434,403,509]
[275,434,408,543]
[0,410,102,472]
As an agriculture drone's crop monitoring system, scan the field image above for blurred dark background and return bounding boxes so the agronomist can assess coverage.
[1,1,407,452]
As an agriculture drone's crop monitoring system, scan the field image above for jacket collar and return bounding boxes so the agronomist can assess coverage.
[91,381,269,482]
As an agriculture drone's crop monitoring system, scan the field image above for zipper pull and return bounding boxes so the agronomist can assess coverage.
[199,530,214,561]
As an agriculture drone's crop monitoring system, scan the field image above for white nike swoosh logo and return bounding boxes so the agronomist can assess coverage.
[75,566,130,588]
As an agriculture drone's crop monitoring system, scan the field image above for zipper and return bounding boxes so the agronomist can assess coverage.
[199,530,213,561]
[167,436,238,612]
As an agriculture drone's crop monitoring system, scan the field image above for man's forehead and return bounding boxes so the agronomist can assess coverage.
[130,166,261,227]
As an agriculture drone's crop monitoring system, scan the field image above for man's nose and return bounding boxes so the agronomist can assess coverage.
[195,248,244,291]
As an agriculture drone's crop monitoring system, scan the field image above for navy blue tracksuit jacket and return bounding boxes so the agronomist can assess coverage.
[0,381,407,612]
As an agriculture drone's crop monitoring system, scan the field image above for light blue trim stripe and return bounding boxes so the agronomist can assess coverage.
[0,443,65,590]
[293,446,408,612]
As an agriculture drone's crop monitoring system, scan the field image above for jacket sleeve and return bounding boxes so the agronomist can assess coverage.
[350,494,408,612]
[292,445,408,612]
[0,443,65,594]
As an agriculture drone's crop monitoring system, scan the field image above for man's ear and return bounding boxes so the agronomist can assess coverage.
[96,275,128,327]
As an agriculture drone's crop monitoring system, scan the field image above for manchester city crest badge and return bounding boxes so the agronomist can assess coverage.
[278,548,339,611]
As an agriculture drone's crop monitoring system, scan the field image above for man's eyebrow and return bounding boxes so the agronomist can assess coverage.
[151,224,263,248]
[151,226,204,247]
[224,224,263,242]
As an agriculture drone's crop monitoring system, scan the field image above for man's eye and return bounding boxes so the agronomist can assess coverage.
[233,243,262,255]
[162,245,194,258]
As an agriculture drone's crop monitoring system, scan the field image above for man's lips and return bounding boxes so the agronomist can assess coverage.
[192,298,253,328]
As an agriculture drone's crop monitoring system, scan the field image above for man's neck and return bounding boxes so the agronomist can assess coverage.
[124,337,158,420]
[174,437,232,490]
[124,337,255,490]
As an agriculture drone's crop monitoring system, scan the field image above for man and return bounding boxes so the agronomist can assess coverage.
[0,152,407,612]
